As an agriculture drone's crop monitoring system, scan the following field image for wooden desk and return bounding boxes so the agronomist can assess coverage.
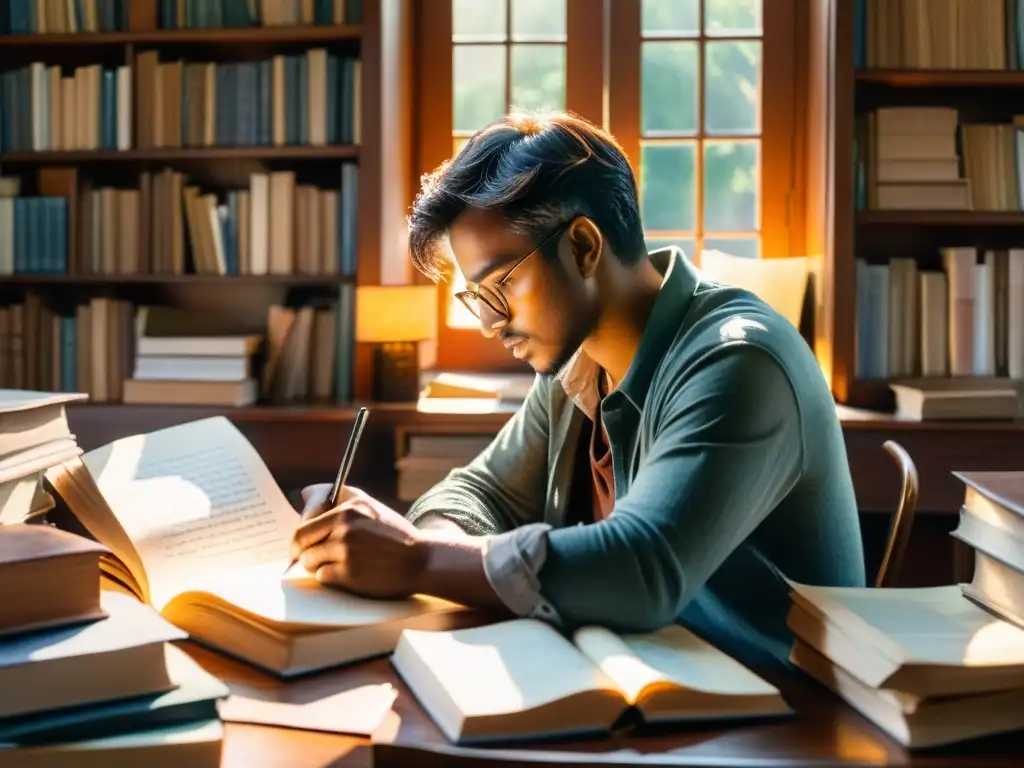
[181,642,1024,768]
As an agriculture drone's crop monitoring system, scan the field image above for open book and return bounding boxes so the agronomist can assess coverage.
[391,619,789,744]
[44,417,468,677]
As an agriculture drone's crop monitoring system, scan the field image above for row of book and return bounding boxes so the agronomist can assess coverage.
[855,0,1024,70]
[1,50,361,153]
[0,166,359,277]
[0,0,363,34]
[856,247,1024,382]
[0,391,226,763]
[855,107,1024,212]
[159,0,364,28]
[0,0,124,34]
[0,293,356,405]
[135,50,361,150]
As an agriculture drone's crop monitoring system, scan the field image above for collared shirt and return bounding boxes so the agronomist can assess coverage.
[407,248,867,667]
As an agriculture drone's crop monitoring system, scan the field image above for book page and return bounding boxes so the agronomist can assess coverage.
[790,583,1024,668]
[0,389,87,414]
[82,417,297,610]
[398,620,622,718]
[573,625,779,705]
[168,560,463,630]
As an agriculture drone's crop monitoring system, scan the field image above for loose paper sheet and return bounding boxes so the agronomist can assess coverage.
[218,684,398,735]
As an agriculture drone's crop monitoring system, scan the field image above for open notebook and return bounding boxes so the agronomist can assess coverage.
[44,416,467,677]
[392,619,789,744]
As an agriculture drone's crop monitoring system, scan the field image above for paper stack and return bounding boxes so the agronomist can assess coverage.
[786,582,1024,748]
[0,390,86,525]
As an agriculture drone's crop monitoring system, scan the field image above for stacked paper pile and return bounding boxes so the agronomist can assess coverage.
[0,390,87,525]
[787,582,1024,748]
[951,471,1024,630]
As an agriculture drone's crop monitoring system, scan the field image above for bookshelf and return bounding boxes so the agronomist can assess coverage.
[0,0,415,412]
[808,0,1024,411]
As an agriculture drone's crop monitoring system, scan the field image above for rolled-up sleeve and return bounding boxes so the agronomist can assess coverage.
[535,343,805,632]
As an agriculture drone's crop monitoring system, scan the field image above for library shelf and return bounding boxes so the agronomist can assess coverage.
[855,69,1024,87]
[856,210,1024,227]
[0,146,361,164]
[1,275,356,285]
[0,25,363,48]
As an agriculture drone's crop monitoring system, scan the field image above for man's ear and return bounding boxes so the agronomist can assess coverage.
[568,217,603,279]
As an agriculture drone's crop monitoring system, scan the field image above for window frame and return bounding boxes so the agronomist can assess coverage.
[413,0,799,372]
[608,0,798,260]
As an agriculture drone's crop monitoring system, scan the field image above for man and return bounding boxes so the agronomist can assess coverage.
[291,112,866,668]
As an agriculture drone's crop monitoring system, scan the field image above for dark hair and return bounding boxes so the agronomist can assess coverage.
[407,112,647,282]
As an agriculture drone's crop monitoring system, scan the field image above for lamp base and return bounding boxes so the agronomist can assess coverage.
[372,342,421,402]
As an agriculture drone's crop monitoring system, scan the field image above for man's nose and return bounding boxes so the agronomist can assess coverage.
[479,304,507,339]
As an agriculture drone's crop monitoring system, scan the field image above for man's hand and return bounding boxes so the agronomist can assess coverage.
[292,483,513,617]
[291,484,427,599]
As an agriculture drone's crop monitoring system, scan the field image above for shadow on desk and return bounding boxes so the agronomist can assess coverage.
[372,658,1024,768]
[179,640,1024,768]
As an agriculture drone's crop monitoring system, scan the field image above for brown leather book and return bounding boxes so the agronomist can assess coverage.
[0,523,109,636]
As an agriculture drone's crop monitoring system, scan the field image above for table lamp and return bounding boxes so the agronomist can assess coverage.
[355,285,438,402]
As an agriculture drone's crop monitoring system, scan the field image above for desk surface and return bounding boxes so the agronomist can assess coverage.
[180,642,1024,768]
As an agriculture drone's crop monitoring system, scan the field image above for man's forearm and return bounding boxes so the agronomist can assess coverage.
[411,533,512,616]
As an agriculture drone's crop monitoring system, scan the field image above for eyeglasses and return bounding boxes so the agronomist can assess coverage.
[454,224,567,322]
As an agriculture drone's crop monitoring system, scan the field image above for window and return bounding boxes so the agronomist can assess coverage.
[638,0,762,259]
[609,0,796,262]
[447,0,568,329]
[414,0,796,370]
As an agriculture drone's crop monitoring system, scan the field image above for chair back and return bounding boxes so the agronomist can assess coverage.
[874,440,919,588]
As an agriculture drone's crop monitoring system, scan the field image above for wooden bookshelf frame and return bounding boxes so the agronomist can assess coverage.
[804,0,1024,410]
[0,2,417,404]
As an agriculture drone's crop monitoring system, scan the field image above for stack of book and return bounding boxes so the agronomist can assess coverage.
[124,306,261,406]
[395,433,494,502]
[0,523,228,764]
[786,581,1024,748]
[951,471,1024,628]
[860,106,969,210]
[0,390,86,525]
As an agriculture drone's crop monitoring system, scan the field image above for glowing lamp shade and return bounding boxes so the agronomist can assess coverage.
[355,285,438,343]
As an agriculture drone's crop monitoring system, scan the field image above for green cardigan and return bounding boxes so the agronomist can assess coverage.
[408,249,866,667]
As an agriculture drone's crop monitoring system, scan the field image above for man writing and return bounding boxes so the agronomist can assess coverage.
[290,113,866,667]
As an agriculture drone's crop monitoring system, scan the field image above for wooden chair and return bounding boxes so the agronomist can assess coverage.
[873,440,920,588]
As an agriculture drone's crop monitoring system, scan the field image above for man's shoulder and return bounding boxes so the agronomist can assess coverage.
[666,285,814,376]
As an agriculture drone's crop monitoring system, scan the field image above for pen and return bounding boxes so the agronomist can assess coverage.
[283,406,370,575]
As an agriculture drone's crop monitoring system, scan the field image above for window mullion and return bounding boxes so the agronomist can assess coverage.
[760,0,796,258]
[566,0,606,126]
[696,18,704,264]
[504,0,513,109]
[607,0,641,176]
